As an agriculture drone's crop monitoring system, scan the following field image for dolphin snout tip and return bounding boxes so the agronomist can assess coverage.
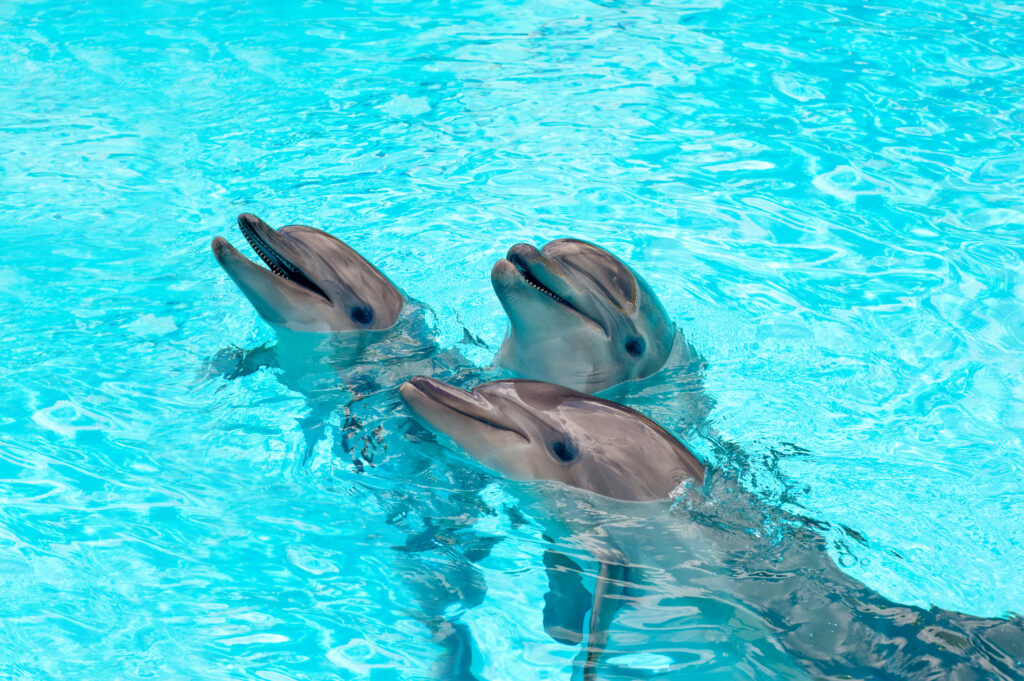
[399,377,432,407]
[211,236,246,270]
[491,257,516,286]
[398,379,416,401]
[506,242,541,261]
[211,236,231,258]
[237,212,275,232]
[400,375,427,392]
[400,376,474,407]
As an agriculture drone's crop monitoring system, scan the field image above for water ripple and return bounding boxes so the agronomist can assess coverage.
[2,0,1024,677]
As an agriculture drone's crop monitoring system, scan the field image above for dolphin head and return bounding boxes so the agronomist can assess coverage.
[211,214,405,333]
[399,377,704,501]
[491,239,675,393]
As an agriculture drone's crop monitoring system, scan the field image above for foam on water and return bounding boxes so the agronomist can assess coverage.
[2,0,1023,678]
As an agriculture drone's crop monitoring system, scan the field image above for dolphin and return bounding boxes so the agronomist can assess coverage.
[211,213,405,334]
[209,216,497,680]
[399,376,1024,681]
[208,212,440,459]
[491,239,687,394]
[207,212,462,436]
[399,377,720,679]
[399,376,704,500]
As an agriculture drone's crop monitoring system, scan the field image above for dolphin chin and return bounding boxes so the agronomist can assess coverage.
[212,213,405,333]
[491,239,676,394]
[212,235,337,331]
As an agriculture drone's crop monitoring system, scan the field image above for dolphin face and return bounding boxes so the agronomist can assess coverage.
[211,214,405,333]
[399,377,704,501]
[491,239,675,393]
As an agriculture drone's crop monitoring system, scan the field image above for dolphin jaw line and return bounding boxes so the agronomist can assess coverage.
[509,255,577,311]
[239,223,330,302]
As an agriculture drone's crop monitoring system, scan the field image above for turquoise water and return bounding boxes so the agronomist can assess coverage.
[2,0,1024,678]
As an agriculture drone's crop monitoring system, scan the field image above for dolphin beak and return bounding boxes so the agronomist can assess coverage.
[235,214,294,278]
[400,377,489,419]
[400,377,527,440]
[211,235,332,328]
[499,244,582,312]
[490,257,519,296]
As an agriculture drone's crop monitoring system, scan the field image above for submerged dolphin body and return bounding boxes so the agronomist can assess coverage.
[491,239,690,395]
[399,376,1024,681]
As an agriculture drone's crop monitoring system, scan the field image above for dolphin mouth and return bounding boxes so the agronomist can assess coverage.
[504,250,582,315]
[234,214,330,302]
[498,246,609,337]
[400,377,528,441]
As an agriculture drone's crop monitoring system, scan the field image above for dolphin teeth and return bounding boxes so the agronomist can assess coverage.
[526,277,569,306]
[235,222,332,302]
[509,255,576,308]
[241,227,291,282]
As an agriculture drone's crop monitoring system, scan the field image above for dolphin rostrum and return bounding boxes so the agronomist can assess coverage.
[212,213,405,334]
[491,239,685,394]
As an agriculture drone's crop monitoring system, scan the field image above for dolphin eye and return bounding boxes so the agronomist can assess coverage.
[350,305,374,326]
[625,337,645,357]
[551,441,578,463]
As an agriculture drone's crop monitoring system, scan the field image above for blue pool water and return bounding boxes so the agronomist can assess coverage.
[2,0,1023,678]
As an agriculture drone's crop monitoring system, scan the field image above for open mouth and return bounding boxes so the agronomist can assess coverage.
[506,251,580,313]
[237,215,329,301]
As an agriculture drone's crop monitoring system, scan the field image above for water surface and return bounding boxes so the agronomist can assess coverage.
[2,0,1023,678]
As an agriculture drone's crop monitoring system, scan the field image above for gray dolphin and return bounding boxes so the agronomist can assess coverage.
[212,213,405,333]
[207,212,492,468]
[399,376,1024,681]
[399,377,792,679]
[208,213,429,458]
[399,376,704,501]
[491,239,682,394]
[210,215,493,681]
